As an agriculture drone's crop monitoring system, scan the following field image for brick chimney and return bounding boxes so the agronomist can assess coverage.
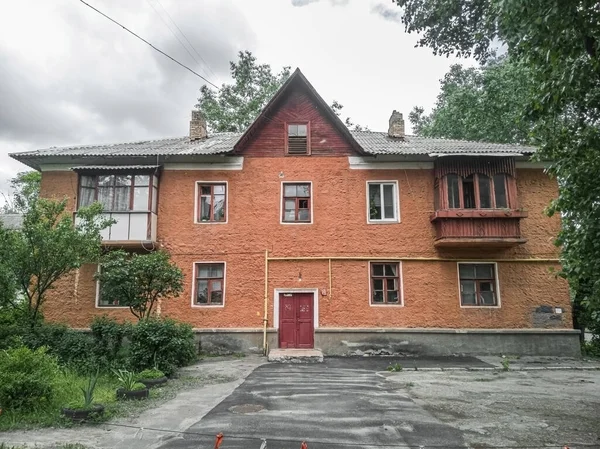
[190,110,207,140]
[388,110,405,139]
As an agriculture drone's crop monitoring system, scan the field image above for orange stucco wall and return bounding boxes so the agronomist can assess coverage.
[38,159,570,330]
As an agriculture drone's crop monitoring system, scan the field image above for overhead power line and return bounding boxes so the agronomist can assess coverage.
[153,0,219,81]
[78,0,219,89]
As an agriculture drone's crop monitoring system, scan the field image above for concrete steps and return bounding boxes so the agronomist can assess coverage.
[267,348,324,363]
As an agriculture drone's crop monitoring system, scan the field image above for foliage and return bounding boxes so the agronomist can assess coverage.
[582,338,600,358]
[409,59,534,143]
[0,199,112,325]
[500,357,511,371]
[0,347,60,411]
[128,317,196,376]
[387,363,403,372]
[95,250,184,320]
[197,51,367,133]
[197,50,291,132]
[1,171,41,214]
[89,316,129,368]
[394,0,600,337]
[137,368,165,380]
[80,370,99,409]
[112,369,145,391]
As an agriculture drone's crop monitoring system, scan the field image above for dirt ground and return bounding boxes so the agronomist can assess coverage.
[385,368,600,447]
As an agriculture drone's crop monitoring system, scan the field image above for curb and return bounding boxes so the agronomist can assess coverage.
[379,366,600,374]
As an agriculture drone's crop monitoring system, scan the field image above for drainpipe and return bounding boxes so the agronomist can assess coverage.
[263,249,269,356]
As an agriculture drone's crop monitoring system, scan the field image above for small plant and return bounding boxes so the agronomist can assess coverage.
[136,368,165,380]
[112,369,145,391]
[501,356,510,371]
[81,370,99,409]
[387,363,403,372]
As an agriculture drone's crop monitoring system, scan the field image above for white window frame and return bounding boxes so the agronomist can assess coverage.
[366,180,400,224]
[368,261,404,307]
[95,265,128,309]
[280,181,314,225]
[457,262,502,309]
[191,261,227,308]
[194,181,228,225]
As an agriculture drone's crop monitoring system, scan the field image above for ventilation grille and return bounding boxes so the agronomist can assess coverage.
[288,136,308,154]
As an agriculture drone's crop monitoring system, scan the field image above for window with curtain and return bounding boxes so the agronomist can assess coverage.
[445,173,510,209]
[79,174,154,212]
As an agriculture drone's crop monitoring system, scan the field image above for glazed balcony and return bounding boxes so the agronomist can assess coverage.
[430,209,528,248]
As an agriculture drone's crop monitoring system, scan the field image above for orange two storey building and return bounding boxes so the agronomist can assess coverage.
[10,69,580,356]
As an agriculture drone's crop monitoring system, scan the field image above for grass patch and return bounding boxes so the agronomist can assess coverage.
[0,370,233,432]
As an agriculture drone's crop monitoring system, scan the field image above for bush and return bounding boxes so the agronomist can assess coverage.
[128,318,196,376]
[136,368,165,380]
[0,346,60,410]
[583,337,600,357]
[90,316,129,369]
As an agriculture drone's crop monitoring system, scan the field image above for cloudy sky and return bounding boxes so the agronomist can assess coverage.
[0,0,473,197]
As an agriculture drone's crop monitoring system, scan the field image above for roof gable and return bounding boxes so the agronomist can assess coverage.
[233,68,365,155]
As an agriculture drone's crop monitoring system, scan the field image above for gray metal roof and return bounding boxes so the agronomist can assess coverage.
[9,130,535,163]
[0,214,23,230]
[351,131,535,155]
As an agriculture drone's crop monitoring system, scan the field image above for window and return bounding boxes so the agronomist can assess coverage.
[370,262,401,305]
[194,263,225,306]
[96,266,126,308]
[196,183,226,223]
[79,174,155,212]
[445,173,510,209]
[368,182,399,222]
[282,183,311,223]
[286,123,309,154]
[459,263,498,307]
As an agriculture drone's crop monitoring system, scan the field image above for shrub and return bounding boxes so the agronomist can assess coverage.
[136,368,165,380]
[0,346,60,410]
[128,318,196,376]
[113,369,145,391]
[583,337,600,357]
[90,316,129,369]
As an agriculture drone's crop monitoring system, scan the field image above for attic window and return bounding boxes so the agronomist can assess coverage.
[286,123,309,155]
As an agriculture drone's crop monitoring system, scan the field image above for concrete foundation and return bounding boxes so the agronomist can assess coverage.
[193,328,582,358]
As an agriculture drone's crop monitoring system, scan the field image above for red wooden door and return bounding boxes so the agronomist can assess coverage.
[278,293,314,349]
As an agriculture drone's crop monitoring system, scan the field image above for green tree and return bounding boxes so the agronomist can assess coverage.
[393,0,600,337]
[196,51,291,132]
[0,199,112,325]
[1,171,41,214]
[409,59,534,143]
[95,250,184,320]
[197,51,367,132]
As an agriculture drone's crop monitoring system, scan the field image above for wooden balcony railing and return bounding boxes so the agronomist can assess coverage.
[430,209,527,248]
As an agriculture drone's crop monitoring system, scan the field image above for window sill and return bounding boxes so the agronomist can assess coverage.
[460,305,501,309]
[370,303,404,307]
[367,219,400,224]
[430,209,527,221]
[192,304,225,308]
[281,221,313,225]
[194,221,228,225]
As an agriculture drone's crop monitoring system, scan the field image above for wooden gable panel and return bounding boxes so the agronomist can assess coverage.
[239,89,357,157]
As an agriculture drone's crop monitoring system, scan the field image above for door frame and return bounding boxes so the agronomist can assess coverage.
[273,288,319,332]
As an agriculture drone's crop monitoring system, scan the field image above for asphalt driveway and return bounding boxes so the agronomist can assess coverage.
[158,358,473,449]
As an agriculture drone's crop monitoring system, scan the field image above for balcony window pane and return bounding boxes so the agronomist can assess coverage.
[79,187,95,207]
[133,187,149,210]
[98,175,113,187]
[115,175,131,187]
[152,186,158,213]
[447,174,460,208]
[369,184,381,219]
[134,175,149,186]
[129,213,148,240]
[478,174,491,208]
[97,187,113,210]
[494,174,508,208]
[113,187,130,211]
[463,175,476,208]
[81,176,95,187]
